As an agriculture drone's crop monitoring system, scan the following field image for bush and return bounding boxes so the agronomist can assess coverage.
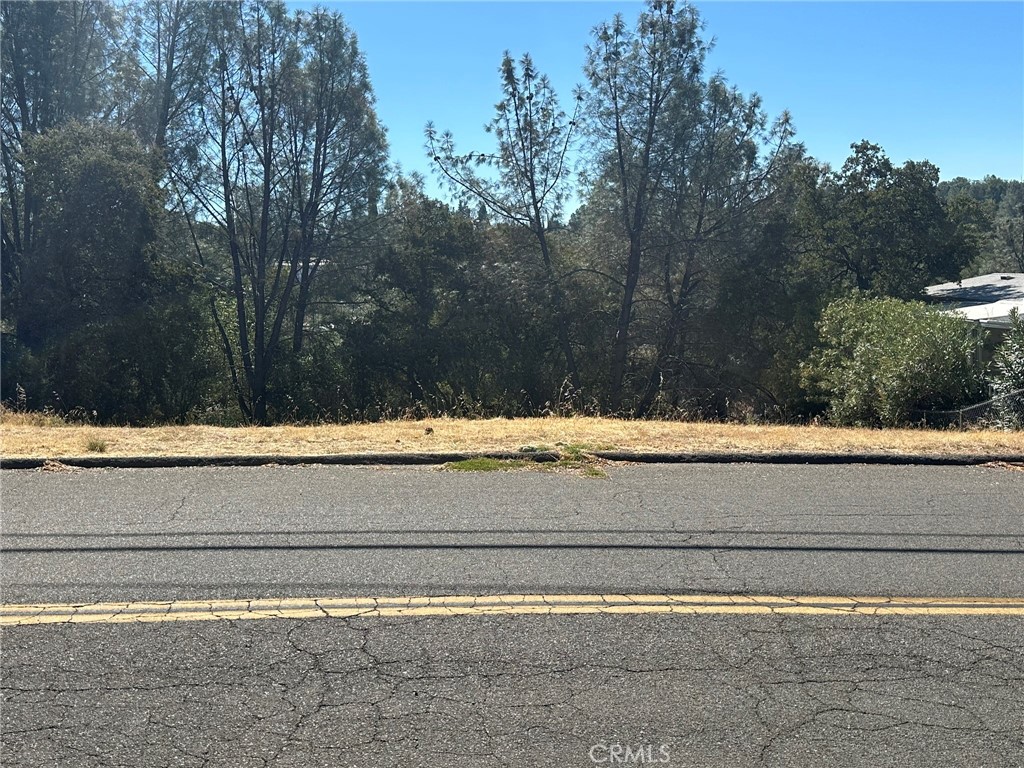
[802,296,986,426]
[990,311,1024,429]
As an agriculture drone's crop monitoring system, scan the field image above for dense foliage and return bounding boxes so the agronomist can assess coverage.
[991,312,1024,429]
[802,297,987,427]
[1,0,1017,426]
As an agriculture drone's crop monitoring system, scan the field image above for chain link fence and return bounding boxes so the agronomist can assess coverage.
[910,388,1024,428]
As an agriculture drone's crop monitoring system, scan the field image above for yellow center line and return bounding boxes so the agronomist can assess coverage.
[3,594,1024,626]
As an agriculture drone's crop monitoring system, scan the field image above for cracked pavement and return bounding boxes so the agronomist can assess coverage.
[2,464,1023,766]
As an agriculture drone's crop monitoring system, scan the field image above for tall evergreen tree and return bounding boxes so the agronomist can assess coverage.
[427,51,583,394]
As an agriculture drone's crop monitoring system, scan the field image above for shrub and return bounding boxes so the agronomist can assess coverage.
[990,311,1024,429]
[802,296,986,426]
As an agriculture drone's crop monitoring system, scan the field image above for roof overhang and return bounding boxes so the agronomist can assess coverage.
[944,299,1024,330]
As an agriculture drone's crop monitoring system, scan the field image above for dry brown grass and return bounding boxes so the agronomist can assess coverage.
[0,410,68,428]
[2,413,1022,459]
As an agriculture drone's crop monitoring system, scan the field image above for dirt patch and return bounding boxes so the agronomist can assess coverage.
[982,460,1024,472]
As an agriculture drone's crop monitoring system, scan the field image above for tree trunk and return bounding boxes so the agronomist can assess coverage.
[534,226,581,394]
[609,236,643,410]
[292,275,310,354]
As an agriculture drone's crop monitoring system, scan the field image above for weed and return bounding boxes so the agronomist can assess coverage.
[517,444,553,453]
[561,443,589,460]
[84,438,108,453]
[549,455,608,478]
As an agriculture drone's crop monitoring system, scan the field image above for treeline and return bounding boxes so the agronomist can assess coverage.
[1,0,1021,425]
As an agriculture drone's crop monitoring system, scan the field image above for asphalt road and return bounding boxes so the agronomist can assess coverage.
[2,463,1024,766]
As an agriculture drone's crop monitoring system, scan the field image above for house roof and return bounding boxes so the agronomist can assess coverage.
[948,299,1024,330]
[925,273,1024,305]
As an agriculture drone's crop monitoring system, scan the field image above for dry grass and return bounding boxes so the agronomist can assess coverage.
[2,413,1022,459]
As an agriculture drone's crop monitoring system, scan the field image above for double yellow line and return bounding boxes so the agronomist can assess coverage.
[3,594,1024,626]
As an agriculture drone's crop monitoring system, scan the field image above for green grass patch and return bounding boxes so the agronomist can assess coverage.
[560,443,591,460]
[444,458,535,472]
[444,453,608,478]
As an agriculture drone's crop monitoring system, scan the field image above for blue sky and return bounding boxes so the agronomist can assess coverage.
[294,1,1024,202]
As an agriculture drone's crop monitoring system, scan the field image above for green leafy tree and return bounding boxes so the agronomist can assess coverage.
[937,176,1023,273]
[695,150,821,418]
[348,179,491,411]
[991,195,1024,272]
[796,142,977,299]
[7,122,220,421]
[340,178,575,418]
[632,80,796,415]
[802,296,986,426]
[17,124,163,349]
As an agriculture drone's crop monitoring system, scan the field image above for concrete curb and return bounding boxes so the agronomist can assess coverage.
[591,451,1024,466]
[2,451,1023,470]
[0,451,560,470]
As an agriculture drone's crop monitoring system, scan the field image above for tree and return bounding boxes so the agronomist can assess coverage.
[796,142,977,299]
[117,0,212,155]
[1,0,121,310]
[286,8,387,356]
[17,123,161,348]
[346,178,492,412]
[617,140,816,421]
[582,0,711,408]
[581,0,797,413]
[632,79,796,415]
[7,122,219,421]
[427,51,583,393]
[990,189,1024,272]
[172,1,386,423]
[936,176,1023,274]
